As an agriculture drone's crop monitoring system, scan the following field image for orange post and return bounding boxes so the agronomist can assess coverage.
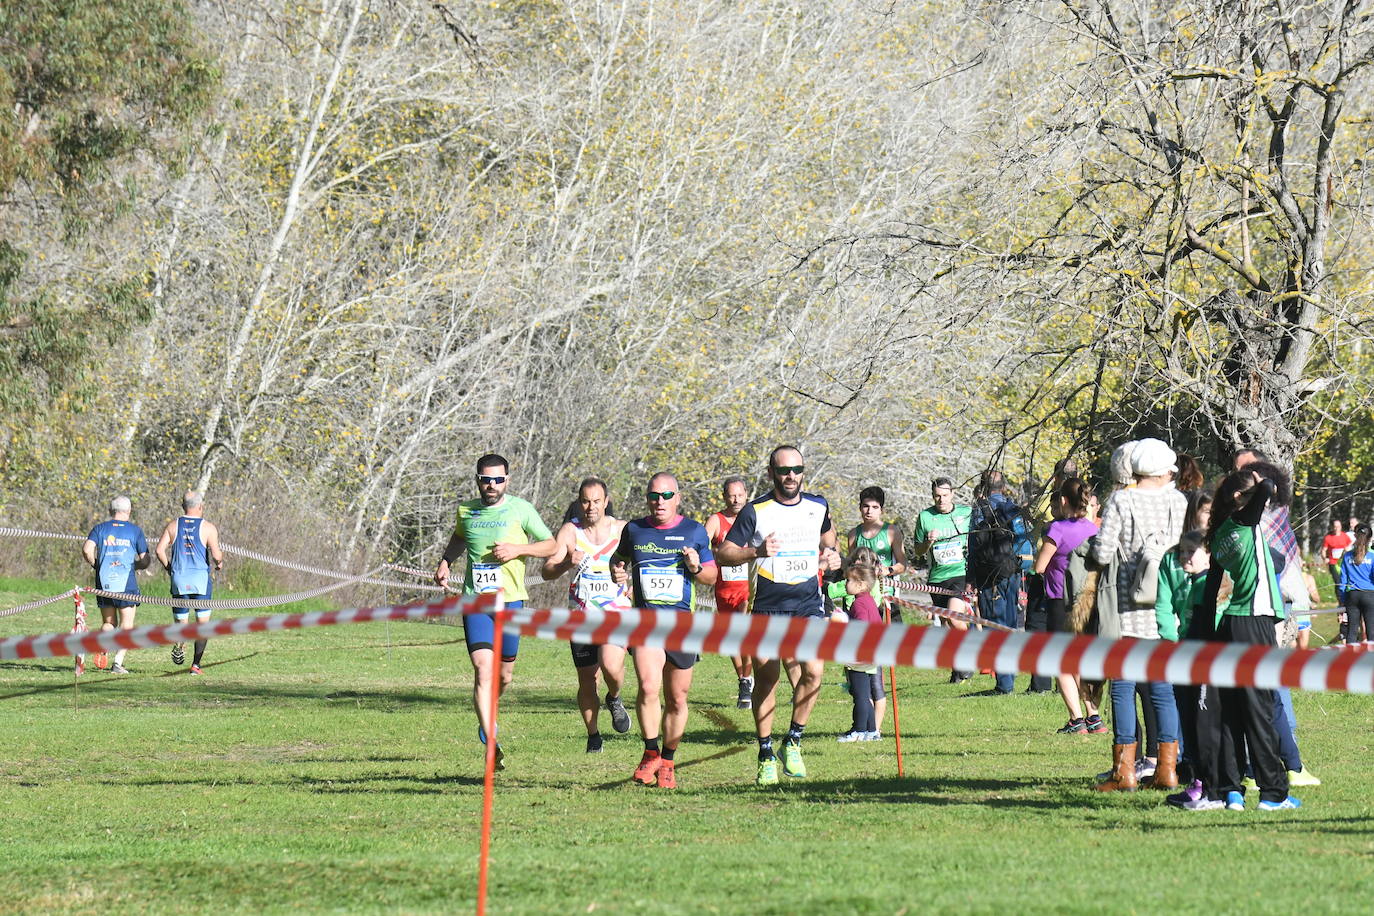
[476,594,505,916]
[883,597,905,777]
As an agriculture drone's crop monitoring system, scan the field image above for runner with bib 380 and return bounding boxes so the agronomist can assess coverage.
[715,445,841,787]
[435,454,557,771]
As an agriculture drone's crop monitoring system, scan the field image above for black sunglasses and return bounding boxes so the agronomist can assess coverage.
[772,465,805,476]
[476,474,507,484]
[646,490,676,501]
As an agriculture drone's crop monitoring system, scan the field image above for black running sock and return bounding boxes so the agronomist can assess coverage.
[661,746,676,761]
[786,721,805,744]
[757,736,774,761]
[192,639,208,666]
[586,732,603,751]
[644,737,660,752]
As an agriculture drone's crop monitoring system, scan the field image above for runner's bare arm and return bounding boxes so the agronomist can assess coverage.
[716,531,779,566]
[1032,536,1058,575]
[155,522,176,569]
[910,524,934,558]
[203,520,225,570]
[81,539,97,568]
[704,514,721,544]
[820,529,840,571]
[889,525,908,576]
[492,536,558,563]
[540,523,579,580]
[681,547,717,586]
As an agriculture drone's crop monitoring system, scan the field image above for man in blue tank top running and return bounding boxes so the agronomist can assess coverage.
[83,495,151,674]
[155,491,225,675]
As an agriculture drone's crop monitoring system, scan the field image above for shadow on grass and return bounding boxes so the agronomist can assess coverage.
[1137,816,1374,836]
[108,770,488,793]
[270,638,466,654]
[0,653,260,700]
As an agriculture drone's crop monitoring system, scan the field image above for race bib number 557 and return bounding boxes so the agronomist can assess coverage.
[640,566,684,604]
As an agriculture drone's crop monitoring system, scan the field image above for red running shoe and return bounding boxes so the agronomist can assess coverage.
[189,665,203,676]
[656,760,677,790]
[633,750,661,786]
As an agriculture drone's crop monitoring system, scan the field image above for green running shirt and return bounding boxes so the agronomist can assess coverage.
[452,496,552,601]
[915,505,972,583]
[1212,517,1285,619]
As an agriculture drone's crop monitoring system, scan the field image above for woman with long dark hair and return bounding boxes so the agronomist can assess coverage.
[1340,523,1374,644]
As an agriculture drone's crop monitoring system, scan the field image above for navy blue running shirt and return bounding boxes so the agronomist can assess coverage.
[615,515,715,612]
[725,492,832,616]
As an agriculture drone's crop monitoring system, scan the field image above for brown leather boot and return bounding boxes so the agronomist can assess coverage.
[1095,742,1139,791]
[1149,740,1179,789]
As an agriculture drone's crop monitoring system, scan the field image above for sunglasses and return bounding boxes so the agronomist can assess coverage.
[772,465,805,476]
[646,490,677,501]
[476,475,507,484]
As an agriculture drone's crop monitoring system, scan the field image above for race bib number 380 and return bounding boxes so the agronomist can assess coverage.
[774,550,817,585]
[472,563,502,593]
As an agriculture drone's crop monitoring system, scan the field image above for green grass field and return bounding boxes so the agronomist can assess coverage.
[2,576,1371,914]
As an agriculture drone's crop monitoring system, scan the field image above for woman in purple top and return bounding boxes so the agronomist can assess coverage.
[1033,477,1101,734]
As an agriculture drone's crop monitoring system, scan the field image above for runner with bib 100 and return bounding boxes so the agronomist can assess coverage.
[716,445,841,787]
[540,477,634,753]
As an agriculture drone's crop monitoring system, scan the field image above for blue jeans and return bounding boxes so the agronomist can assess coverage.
[977,574,1022,693]
[1110,678,1179,747]
[1272,687,1302,772]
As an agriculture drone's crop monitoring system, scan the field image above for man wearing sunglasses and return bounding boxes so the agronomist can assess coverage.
[434,453,557,769]
[610,473,717,789]
[715,445,840,786]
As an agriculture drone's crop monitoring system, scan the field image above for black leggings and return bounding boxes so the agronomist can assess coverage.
[1347,590,1374,643]
[847,669,884,732]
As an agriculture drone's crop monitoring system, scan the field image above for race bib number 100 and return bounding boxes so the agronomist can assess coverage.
[472,563,502,593]
[577,572,617,604]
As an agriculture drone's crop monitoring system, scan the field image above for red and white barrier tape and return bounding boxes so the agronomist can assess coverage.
[889,578,974,600]
[508,605,1374,694]
[5,592,1373,694]
[0,593,499,660]
[80,566,393,611]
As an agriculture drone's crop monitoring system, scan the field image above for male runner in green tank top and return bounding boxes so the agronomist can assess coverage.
[846,485,908,579]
